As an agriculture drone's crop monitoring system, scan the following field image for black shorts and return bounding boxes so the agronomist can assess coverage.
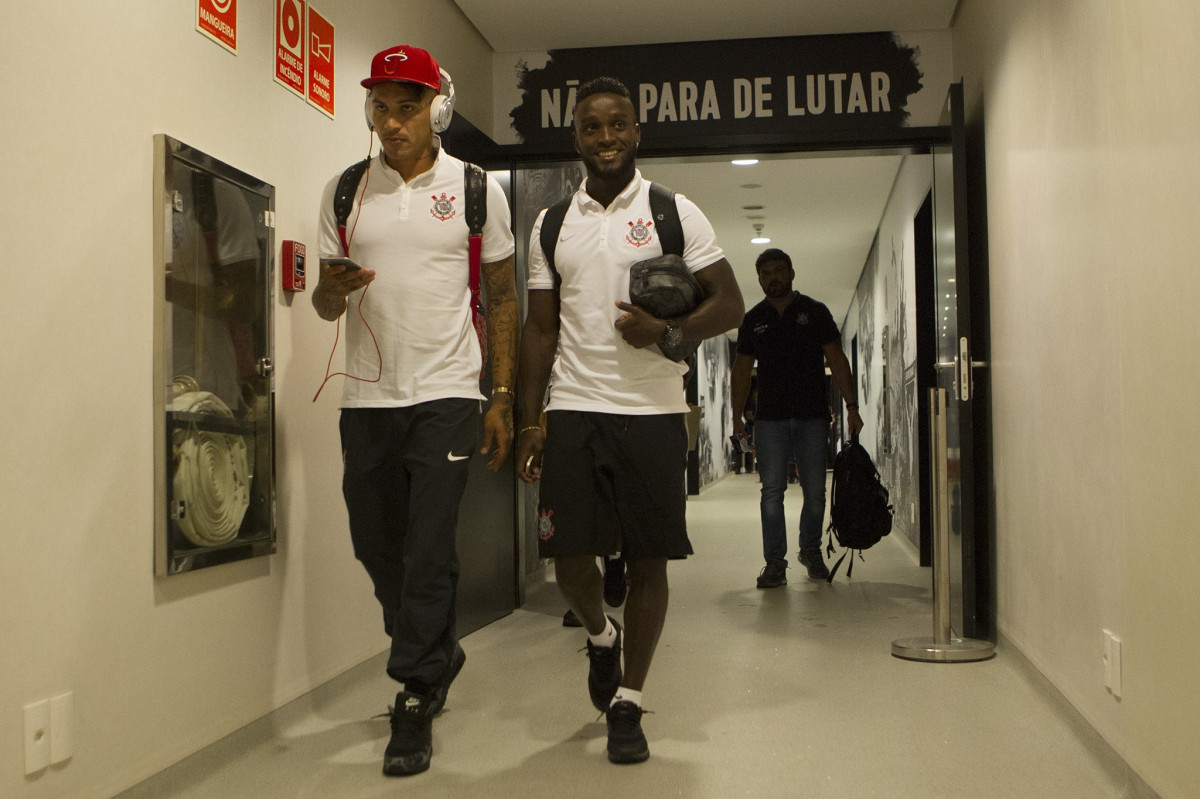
[536,410,692,561]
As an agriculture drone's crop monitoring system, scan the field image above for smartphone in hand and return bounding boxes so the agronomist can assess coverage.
[319,256,362,271]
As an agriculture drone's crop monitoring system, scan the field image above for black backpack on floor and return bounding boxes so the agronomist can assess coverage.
[824,435,893,582]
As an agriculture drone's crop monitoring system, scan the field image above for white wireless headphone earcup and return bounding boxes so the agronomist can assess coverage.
[429,68,455,133]
[429,96,449,132]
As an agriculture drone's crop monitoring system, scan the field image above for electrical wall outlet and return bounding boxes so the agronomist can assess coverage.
[50,692,74,764]
[23,692,74,774]
[1103,630,1123,698]
[24,700,51,774]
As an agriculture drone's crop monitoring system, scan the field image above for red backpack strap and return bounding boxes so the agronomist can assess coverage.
[463,163,488,375]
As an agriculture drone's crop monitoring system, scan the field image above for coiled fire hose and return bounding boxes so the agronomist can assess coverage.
[170,382,251,547]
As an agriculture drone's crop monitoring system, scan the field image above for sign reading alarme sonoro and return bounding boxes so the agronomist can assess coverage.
[197,0,238,54]
[275,0,306,96]
[307,7,335,118]
[494,31,951,153]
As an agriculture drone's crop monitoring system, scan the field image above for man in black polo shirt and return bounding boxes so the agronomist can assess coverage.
[731,248,863,586]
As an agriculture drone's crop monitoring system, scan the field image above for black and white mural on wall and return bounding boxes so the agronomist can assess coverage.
[695,335,734,490]
[881,234,919,547]
[850,227,919,547]
[492,32,951,153]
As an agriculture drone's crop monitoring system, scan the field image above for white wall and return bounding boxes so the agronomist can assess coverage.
[0,2,493,797]
[953,1,1200,796]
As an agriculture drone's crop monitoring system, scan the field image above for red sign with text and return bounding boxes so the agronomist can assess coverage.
[306,7,335,118]
[197,0,238,54]
[274,0,306,96]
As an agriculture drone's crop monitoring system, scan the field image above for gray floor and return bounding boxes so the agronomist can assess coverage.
[120,473,1139,798]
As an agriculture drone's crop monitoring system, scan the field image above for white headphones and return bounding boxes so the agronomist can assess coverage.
[364,68,455,133]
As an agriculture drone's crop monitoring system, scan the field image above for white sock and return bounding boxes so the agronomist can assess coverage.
[612,687,643,707]
[587,617,617,648]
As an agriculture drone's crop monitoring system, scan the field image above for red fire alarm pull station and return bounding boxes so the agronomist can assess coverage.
[282,240,306,292]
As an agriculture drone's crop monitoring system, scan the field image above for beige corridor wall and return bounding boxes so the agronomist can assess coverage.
[952,2,1200,797]
[0,2,493,797]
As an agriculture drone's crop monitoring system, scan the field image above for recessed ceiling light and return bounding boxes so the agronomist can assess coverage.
[732,159,759,166]
[751,237,771,244]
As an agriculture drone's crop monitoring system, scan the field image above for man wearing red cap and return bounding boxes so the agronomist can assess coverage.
[313,45,518,777]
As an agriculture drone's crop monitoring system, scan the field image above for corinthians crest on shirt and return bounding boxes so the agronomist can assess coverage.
[537,509,555,541]
[430,192,457,221]
[626,217,655,247]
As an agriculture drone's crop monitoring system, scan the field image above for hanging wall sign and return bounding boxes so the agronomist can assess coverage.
[496,32,948,153]
[274,0,306,97]
[196,0,238,55]
[306,6,335,118]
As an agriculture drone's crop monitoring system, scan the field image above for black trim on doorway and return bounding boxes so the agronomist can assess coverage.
[914,191,935,568]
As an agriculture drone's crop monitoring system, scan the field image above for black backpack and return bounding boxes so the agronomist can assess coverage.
[332,158,490,371]
[332,158,488,254]
[824,436,894,582]
[538,182,683,284]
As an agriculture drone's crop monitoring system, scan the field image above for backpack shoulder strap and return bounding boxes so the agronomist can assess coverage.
[461,162,489,319]
[463,162,487,300]
[463,162,487,236]
[648,182,683,257]
[539,182,682,283]
[538,196,572,288]
[333,157,371,255]
[456,162,490,380]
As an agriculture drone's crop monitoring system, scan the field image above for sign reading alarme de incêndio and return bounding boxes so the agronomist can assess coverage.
[275,0,306,96]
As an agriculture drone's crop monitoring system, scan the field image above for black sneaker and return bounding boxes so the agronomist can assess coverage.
[603,556,627,608]
[428,643,466,717]
[586,617,623,712]
[562,608,583,627]
[383,692,432,777]
[606,700,650,764]
[799,550,831,580]
[756,558,788,588]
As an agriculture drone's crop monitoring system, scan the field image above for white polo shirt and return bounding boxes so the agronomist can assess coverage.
[527,171,724,415]
[318,147,514,408]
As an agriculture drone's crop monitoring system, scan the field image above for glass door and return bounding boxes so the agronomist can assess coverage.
[154,135,277,576]
[930,83,984,638]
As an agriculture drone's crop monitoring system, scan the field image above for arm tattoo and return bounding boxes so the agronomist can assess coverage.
[482,255,519,391]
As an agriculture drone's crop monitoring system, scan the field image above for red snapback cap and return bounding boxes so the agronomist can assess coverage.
[361,45,441,90]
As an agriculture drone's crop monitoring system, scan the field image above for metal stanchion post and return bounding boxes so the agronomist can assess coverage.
[892,388,994,662]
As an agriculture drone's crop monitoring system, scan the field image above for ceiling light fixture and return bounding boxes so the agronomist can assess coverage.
[750,222,770,245]
[732,159,759,166]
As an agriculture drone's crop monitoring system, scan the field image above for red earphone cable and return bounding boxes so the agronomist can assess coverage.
[313,133,384,403]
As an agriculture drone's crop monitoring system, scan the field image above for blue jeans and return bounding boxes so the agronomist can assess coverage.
[754,417,830,562]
